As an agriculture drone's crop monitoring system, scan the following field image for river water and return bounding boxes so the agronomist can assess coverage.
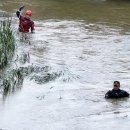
[0,0,130,130]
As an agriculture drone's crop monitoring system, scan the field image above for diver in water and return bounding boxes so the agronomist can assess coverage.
[105,81,129,99]
[16,6,35,33]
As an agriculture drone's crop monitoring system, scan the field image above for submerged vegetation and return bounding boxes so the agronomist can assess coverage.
[0,19,15,69]
[0,64,62,99]
[2,68,23,99]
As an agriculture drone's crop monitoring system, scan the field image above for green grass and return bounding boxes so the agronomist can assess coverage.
[0,18,16,100]
[0,18,15,69]
[2,68,23,99]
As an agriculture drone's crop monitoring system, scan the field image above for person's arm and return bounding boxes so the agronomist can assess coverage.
[31,22,35,33]
[105,91,111,99]
[16,11,20,18]
[124,91,129,97]
[16,6,24,19]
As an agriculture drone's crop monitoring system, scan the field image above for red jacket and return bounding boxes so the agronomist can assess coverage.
[16,11,34,33]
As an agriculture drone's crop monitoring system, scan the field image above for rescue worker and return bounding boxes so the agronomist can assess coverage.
[105,81,129,99]
[16,6,35,33]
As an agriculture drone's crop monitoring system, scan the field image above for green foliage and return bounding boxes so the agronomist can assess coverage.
[0,19,15,69]
[2,68,23,99]
[0,65,61,99]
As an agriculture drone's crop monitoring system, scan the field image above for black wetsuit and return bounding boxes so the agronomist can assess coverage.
[105,89,129,99]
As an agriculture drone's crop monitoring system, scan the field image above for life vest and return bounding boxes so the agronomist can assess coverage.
[19,17,33,33]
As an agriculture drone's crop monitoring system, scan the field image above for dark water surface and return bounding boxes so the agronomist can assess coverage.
[0,0,130,130]
[0,0,130,26]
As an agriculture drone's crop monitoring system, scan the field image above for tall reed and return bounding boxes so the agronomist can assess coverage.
[0,19,15,69]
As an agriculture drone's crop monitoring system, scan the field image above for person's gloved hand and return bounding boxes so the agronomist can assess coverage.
[19,6,25,11]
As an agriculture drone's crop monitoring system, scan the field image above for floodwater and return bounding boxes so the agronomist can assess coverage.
[0,0,130,130]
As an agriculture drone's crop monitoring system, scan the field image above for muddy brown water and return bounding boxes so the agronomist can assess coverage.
[0,0,130,130]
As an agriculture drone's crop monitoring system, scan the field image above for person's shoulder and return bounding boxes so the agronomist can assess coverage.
[106,90,113,93]
[119,89,129,97]
[105,90,112,98]
[120,89,128,93]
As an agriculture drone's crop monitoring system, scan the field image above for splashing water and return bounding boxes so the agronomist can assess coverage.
[0,19,130,130]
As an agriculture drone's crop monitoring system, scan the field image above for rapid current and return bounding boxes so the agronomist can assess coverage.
[0,0,130,130]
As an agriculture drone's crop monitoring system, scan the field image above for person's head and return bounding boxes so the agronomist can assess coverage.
[113,81,120,90]
[25,10,32,19]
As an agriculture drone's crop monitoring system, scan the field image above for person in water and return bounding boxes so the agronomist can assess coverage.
[16,6,35,33]
[105,81,129,99]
